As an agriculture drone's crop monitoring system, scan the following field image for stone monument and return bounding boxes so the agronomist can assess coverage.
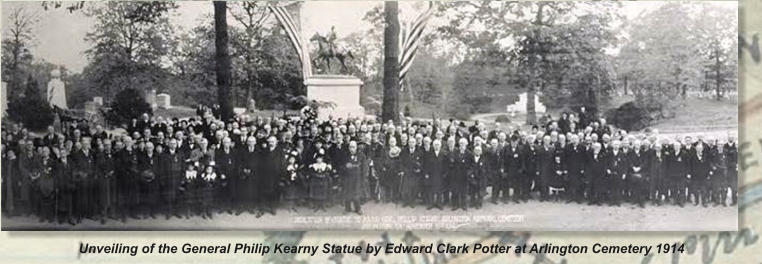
[146,89,157,109]
[506,92,546,113]
[46,69,67,109]
[304,75,364,120]
[93,96,104,106]
[304,28,364,120]
[247,98,257,113]
[156,93,171,109]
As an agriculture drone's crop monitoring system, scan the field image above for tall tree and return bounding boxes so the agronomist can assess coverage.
[438,1,618,124]
[214,1,234,120]
[695,3,737,100]
[81,2,176,100]
[229,2,271,103]
[382,1,401,122]
[43,1,235,118]
[1,6,39,99]
[617,3,708,117]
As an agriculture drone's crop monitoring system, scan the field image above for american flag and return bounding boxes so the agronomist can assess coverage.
[399,2,435,90]
[269,4,313,78]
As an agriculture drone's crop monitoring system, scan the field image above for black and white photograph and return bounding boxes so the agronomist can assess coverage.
[0,1,738,231]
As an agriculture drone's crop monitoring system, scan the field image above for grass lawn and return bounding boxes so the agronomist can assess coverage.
[651,97,737,133]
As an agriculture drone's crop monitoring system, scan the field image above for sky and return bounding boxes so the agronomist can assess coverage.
[0,1,737,74]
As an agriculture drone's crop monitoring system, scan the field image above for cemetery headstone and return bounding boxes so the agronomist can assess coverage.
[156,93,171,109]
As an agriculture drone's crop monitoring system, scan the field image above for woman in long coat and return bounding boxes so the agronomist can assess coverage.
[199,163,218,219]
[282,151,304,212]
[308,152,333,211]
[180,161,202,218]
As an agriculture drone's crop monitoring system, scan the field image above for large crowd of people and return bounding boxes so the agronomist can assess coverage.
[1,105,738,225]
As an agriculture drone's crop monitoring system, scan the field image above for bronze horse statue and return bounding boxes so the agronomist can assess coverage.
[309,27,354,74]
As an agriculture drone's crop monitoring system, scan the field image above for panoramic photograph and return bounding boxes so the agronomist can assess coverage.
[0,1,738,231]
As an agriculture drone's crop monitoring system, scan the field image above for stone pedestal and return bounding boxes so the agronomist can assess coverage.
[304,75,364,120]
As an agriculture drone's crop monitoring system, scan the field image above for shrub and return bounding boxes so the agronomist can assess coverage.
[495,114,511,123]
[605,101,653,131]
[6,76,55,131]
[105,88,152,126]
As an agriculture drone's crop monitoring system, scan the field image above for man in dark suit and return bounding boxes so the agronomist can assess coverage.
[668,141,691,206]
[41,126,61,147]
[468,146,488,209]
[523,138,539,202]
[690,142,711,207]
[423,139,447,209]
[485,138,503,204]
[137,142,160,218]
[257,135,283,216]
[565,134,586,203]
[114,137,139,221]
[400,137,423,207]
[503,135,525,203]
[646,143,667,205]
[341,141,367,214]
[94,139,115,223]
[449,138,471,211]
[160,139,185,218]
[627,140,647,207]
[238,136,259,214]
[537,136,555,201]
[725,138,738,205]
[586,143,607,205]
[70,137,95,223]
[607,140,627,206]
[710,141,729,206]
[215,137,237,214]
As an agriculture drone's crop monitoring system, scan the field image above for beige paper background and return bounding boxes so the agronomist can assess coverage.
[0,0,758,263]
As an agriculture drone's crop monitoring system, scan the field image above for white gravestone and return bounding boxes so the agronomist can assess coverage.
[304,75,365,120]
[156,93,171,109]
[46,70,67,109]
[93,97,103,106]
[506,92,546,113]
[146,89,157,109]
[84,101,97,114]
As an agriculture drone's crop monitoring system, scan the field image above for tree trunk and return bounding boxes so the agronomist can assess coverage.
[382,1,401,123]
[715,48,722,100]
[214,1,234,120]
[623,76,628,95]
[526,85,536,125]
[525,3,545,125]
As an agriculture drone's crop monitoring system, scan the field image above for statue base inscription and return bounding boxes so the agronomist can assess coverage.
[305,75,365,120]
